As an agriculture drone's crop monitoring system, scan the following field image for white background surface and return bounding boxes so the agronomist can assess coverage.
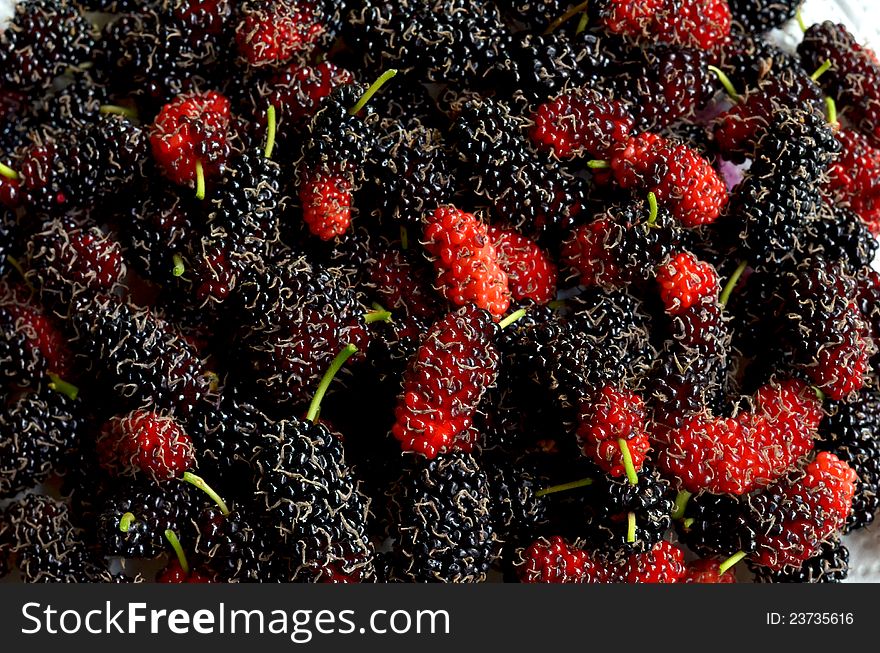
[0,0,879,581]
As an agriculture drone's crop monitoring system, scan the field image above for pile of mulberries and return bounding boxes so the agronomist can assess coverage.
[1,0,878,585]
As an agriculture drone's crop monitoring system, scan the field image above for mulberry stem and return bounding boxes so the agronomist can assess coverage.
[99,104,139,120]
[810,60,832,82]
[813,386,826,402]
[796,6,807,33]
[349,69,398,115]
[0,162,19,181]
[172,254,185,277]
[707,66,740,103]
[825,97,838,127]
[544,0,590,35]
[182,471,230,516]
[118,512,136,533]
[536,477,593,497]
[626,512,637,543]
[307,344,358,423]
[400,225,409,250]
[164,529,189,575]
[587,160,610,169]
[683,517,695,529]
[47,373,79,401]
[646,192,659,226]
[671,489,692,520]
[619,438,639,485]
[575,12,589,34]
[194,160,205,200]
[717,550,747,575]
[264,105,277,160]
[365,309,392,324]
[499,308,527,329]
[719,260,748,306]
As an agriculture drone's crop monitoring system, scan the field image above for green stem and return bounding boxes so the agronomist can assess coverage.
[164,529,189,575]
[672,489,692,520]
[813,386,826,402]
[172,254,185,277]
[194,160,205,200]
[719,260,748,307]
[365,309,392,324]
[498,308,527,330]
[811,60,832,82]
[575,11,589,34]
[717,550,747,575]
[543,0,591,35]
[618,438,639,486]
[683,517,695,529]
[626,512,636,543]
[99,104,139,120]
[0,162,19,181]
[306,344,358,423]
[708,66,741,103]
[349,69,398,115]
[796,6,807,33]
[548,299,567,310]
[47,373,79,401]
[182,472,229,516]
[587,160,610,169]
[264,105,277,160]
[119,512,136,533]
[400,225,409,251]
[536,477,593,497]
[646,192,658,226]
[825,97,838,126]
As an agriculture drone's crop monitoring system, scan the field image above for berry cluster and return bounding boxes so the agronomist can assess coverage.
[0,0,877,584]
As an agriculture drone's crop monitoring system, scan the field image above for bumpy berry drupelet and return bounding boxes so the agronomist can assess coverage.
[389,452,496,583]
[518,537,608,584]
[235,0,323,68]
[423,207,511,319]
[97,410,195,483]
[747,452,857,572]
[577,386,650,480]
[619,540,687,583]
[392,305,499,458]
[656,252,720,314]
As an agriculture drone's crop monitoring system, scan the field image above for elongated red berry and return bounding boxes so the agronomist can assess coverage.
[97,410,195,482]
[656,252,719,313]
[150,91,231,187]
[604,132,728,227]
[577,386,650,479]
[519,537,608,583]
[487,226,557,305]
[530,87,635,160]
[392,306,499,458]
[423,206,511,319]
[749,452,857,572]
[300,169,351,240]
[827,128,880,235]
[620,541,686,583]
[235,0,323,68]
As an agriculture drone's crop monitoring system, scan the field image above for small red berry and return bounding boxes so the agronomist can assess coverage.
[98,410,195,482]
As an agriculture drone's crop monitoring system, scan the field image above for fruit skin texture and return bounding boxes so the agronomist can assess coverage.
[392,305,499,459]
[605,132,728,227]
[300,170,352,241]
[97,410,195,483]
[530,88,635,160]
[389,452,496,583]
[799,22,880,148]
[751,537,850,583]
[748,452,857,572]
[598,0,731,50]
[577,386,650,478]
[656,252,719,314]
[619,541,686,583]
[682,559,736,583]
[518,537,607,583]
[658,379,822,495]
[487,226,557,305]
[149,90,231,187]
[235,0,323,68]
[423,206,511,319]
[826,128,880,235]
